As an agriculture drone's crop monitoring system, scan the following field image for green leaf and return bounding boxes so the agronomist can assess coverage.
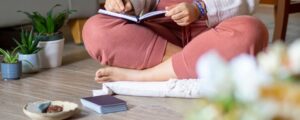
[17,10,34,20]
[13,38,26,54]
[13,28,41,54]
[47,4,61,17]
[46,14,55,33]
[32,48,42,54]
[54,13,66,31]
[22,59,34,68]
[32,12,46,23]
[21,29,26,45]
[27,29,34,53]
[18,4,75,35]
[12,46,20,55]
[54,9,76,32]
[0,48,9,57]
[31,12,47,33]
[33,20,47,34]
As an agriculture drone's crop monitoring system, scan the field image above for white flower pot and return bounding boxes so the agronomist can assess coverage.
[38,38,64,68]
[18,53,40,73]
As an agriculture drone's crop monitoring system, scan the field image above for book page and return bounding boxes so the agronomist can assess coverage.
[139,10,166,21]
[98,9,138,22]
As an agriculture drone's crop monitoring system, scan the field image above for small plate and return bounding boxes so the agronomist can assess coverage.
[23,101,79,120]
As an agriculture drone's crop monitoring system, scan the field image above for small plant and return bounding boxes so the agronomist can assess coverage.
[18,4,76,37]
[14,28,41,54]
[0,47,19,64]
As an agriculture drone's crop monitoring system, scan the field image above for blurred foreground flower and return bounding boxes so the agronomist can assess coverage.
[189,39,300,120]
[287,39,300,75]
[193,51,272,119]
[257,42,290,80]
[258,40,300,80]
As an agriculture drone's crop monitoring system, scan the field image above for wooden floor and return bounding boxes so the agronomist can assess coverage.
[253,4,300,44]
[1,5,300,120]
[0,44,201,120]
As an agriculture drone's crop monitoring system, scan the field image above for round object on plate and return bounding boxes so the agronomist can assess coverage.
[23,101,79,120]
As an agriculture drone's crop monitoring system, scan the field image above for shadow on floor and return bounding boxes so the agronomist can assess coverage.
[61,45,91,66]
[68,109,91,120]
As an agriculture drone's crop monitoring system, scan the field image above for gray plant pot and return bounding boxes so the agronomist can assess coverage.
[18,53,40,73]
[1,61,22,80]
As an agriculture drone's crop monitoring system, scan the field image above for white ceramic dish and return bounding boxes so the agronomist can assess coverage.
[23,101,79,120]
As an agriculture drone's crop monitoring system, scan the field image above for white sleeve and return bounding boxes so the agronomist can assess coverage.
[202,0,260,27]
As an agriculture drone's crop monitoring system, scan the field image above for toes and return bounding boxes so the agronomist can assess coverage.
[95,67,112,78]
[95,76,112,83]
[95,67,114,82]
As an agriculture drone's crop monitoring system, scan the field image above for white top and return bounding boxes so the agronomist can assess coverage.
[202,0,260,27]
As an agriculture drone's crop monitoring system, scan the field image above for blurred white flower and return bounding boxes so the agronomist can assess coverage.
[189,105,221,120]
[190,39,300,120]
[196,51,232,100]
[288,39,300,74]
[257,42,290,79]
[230,54,271,103]
[241,100,279,120]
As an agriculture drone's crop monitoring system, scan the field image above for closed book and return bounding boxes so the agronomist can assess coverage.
[81,95,127,114]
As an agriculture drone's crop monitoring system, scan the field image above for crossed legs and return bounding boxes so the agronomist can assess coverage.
[83,15,268,82]
[94,42,182,82]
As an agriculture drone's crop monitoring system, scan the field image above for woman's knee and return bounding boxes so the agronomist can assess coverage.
[218,16,269,51]
[220,16,268,39]
[236,16,268,38]
[82,14,121,64]
[234,16,269,52]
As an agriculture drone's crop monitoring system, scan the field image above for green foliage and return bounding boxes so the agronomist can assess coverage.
[0,47,19,64]
[18,4,76,37]
[14,28,41,54]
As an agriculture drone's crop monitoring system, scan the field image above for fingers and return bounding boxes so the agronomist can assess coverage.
[165,4,182,17]
[176,21,190,26]
[124,0,133,12]
[165,2,199,26]
[165,4,177,11]
[104,0,125,13]
[115,0,125,11]
[171,11,186,20]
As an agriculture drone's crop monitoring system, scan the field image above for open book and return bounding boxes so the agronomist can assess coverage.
[98,9,165,23]
[98,0,165,23]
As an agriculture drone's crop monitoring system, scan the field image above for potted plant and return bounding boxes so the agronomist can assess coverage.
[0,47,22,80]
[15,28,41,73]
[18,4,75,68]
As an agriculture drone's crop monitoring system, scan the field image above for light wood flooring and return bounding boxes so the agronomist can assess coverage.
[0,4,300,120]
[254,4,300,44]
[0,44,201,120]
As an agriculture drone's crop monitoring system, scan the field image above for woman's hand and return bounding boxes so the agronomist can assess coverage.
[105,0,133,13]
[165,2,200,26]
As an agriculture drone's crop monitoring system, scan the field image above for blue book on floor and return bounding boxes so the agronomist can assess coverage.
[80,95,127,114]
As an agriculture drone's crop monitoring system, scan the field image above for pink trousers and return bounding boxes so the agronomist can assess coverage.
[82,0,269,79]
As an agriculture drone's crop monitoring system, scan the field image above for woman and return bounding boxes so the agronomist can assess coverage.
[83,0,268,82]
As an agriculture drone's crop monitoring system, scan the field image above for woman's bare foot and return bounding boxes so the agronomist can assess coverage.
[95,66,146,82]
[95,59,178,82]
